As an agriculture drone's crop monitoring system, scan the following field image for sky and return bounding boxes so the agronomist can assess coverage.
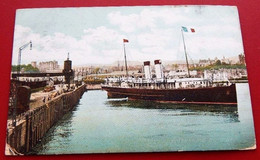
[11,5,244,66]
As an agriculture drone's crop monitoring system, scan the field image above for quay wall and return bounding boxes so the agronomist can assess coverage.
[229,79,248,83]
[6,84,86,155]
[86,84,101,90]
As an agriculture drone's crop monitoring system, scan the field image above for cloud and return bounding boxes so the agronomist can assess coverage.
[107,12,140,32]
[107,8,191,33]
[199,25,241,36]
[12,25,128,66]
[82,26,125,47]
[12,6,244,67]
[137,28,174,48]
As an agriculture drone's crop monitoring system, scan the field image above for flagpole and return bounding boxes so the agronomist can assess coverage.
[181,27,190,77]
[123,41,128,80]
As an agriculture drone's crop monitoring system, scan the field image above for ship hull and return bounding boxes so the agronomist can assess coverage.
[102,84,237,105]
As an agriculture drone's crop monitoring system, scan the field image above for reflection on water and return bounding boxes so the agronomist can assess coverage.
[106,100,239,122]
[29,111,75,154]
[107,99,238,112]
[30,83,255,155]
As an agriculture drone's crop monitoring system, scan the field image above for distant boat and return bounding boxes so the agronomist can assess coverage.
[101,29,237,106]
[107,97,128,101]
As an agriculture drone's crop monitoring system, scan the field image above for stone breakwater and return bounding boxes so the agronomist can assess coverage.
[6,84,86,155]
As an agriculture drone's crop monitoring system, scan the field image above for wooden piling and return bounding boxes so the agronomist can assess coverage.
[6,84,86,155]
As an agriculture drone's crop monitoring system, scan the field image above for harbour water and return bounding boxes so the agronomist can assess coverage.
[30,83,255,154]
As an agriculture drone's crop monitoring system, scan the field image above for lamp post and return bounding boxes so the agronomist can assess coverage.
[12,41,32,126]
[17,41,32,74]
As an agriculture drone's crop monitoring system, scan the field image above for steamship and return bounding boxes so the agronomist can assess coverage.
[101,29,237,105]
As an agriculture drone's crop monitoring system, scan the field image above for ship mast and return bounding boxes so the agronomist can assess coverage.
[123,39,129,79]
[181,28,191,77]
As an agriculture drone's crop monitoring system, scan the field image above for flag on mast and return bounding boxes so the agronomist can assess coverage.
[182,26,195,33]
[123,39,129,43]
[182,26,188,32]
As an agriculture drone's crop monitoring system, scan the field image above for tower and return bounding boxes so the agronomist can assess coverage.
[63,53,74,88]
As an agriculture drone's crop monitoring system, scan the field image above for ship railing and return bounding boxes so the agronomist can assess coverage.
[102,78,232,89]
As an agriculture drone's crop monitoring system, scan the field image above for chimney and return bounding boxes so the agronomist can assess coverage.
[143,61,151,80]
[154,59,163,80]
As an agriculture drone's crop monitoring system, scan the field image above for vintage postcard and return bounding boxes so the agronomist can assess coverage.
[5,5,256,155]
